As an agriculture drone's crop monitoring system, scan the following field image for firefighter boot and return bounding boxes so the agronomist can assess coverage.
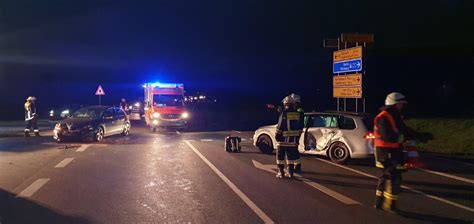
[374,196,384,209]
[34,132,41,137]
[286,165,295,178]
[295,164,302,174]
[24,131,30,137]
[276,165,285,179]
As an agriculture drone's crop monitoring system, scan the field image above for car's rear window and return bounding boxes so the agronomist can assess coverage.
[339,117,356,130]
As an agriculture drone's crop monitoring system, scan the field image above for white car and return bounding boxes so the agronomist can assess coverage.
[253,111,375,164]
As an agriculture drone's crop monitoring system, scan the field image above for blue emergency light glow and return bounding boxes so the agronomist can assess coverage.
[144,82,184,88]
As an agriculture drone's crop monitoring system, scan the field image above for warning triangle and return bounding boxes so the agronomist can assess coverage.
[95,85,105,96]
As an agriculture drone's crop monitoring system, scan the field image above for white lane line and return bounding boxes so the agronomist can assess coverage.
[232,130,242,133]
[417,168,474,185]
[200,139,214,142]
[314,157,474,213]
[185,141,274,224]
[76,144,91,152]
[176,131,181,135]
[251,160,360,205]
[17,178,50,198]
[296,174,361,205]
[241,138,247,141]
[54,158,74,168]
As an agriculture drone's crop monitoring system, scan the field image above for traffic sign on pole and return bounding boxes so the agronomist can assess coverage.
[341,33,374,43]
[95,85,105,96]
[333,74,362,87]
[333,58,362,73]
[333,87,362,98]
[333,46,362,62]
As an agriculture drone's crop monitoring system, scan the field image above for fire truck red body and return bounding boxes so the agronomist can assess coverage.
[143,82,189,131]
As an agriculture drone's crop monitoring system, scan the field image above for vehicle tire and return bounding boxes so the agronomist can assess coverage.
[257,135,274,154]
[122,123,130,136]
[93,127,104,142]
[328,142,350,164]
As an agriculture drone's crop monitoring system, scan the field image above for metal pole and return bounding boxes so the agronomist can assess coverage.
[363,98,366,113]
[336,38,341,111]
[99,96,101,105]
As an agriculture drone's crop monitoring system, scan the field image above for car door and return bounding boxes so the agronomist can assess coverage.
[301,114,340,151]
[102,108,116,136]
[114,108,126,133]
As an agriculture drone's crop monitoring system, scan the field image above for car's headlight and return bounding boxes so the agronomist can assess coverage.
[134,102,140,107]
[152,112,160,118]
[181,112,189,119]
[49,110,54,117]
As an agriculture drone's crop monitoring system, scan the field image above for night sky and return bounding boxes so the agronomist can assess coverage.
[0,0,473,119]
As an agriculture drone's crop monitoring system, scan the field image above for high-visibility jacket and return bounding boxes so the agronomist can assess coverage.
[24,101,37,121]
[374,109,404,149]
[276,108,304,147]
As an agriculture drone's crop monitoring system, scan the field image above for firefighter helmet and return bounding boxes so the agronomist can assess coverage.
[26,96,36,101]
[385,92,407,106]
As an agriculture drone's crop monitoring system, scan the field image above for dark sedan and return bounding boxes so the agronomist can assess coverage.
[53,105,131,142]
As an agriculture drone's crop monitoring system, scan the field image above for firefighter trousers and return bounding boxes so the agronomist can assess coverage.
[25,118,39,133]
[276,146,300,167]
[374,147,403,210]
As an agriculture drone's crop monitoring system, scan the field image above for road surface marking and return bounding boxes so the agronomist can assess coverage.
[232,130,242,133]
[314,158,474,213]
[241,138,247,141]
[417,168,474,185]
[424,154,474,167]
[176,131,181,135]
[54,158,74,168]
[200,139,214,142]
[185,141,274,224]
[252,160,360,205]
[17,178,50,197]
[76,144,91,152]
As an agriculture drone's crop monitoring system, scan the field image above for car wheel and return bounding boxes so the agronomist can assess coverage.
[122,123,130,136]
[328,142,350,164]
[94,127,104,142]
[257,135,274,154]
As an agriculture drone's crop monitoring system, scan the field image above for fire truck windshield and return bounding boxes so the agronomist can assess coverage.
[153,94,184,107]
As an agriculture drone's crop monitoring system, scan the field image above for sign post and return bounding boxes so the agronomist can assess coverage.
[95,85,105,105]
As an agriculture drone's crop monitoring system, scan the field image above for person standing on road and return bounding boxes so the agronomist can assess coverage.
[373,92,410,212]
[120,98,130,119]
[275,93,304,179]
[24,96,40,137]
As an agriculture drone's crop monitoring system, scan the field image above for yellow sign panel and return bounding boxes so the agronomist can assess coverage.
[333,87,362,98]
[333,46,362,62]
[333,74,362,87]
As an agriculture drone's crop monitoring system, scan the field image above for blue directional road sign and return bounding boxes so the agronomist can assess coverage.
[333,58,362,73]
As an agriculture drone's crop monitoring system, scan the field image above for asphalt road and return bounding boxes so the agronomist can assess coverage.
[0,124,473,224]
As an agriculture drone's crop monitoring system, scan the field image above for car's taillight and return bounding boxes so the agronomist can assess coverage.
[365,132,375,139]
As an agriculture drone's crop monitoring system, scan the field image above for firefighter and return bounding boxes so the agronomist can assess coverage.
[373,92,409,212]
[24,96,40,137]
[275,93,304,178]
[120,98,129,113]
[294,94,305,174]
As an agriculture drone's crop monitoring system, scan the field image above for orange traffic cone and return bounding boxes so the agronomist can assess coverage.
[404,140,425,169]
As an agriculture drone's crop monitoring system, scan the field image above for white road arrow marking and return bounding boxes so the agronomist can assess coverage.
[251,160,361,205]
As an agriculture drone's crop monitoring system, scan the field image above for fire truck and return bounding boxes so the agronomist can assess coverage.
[143,82,189,131]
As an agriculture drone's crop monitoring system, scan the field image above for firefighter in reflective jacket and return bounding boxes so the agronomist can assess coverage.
[275,94,304,178]
[373,92,409,212]
[24,96,40,137]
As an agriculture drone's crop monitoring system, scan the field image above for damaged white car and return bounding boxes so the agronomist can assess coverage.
[253,111,375,164]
